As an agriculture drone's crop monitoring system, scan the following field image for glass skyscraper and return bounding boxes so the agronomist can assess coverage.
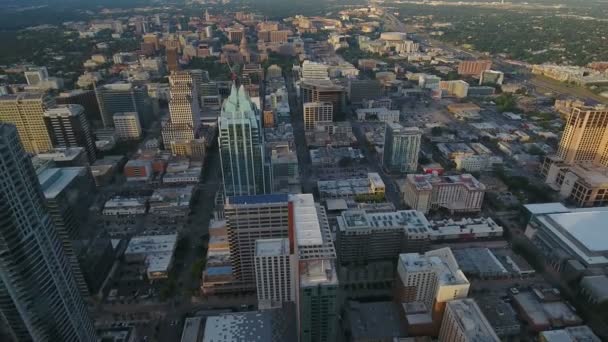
[0,124,96,342]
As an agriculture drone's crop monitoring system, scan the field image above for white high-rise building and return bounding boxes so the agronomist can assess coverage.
[439,299,500,342]
[0,124,96,342]
[303,102,333,130]
[383,123,421,173]
[254,238,296,309]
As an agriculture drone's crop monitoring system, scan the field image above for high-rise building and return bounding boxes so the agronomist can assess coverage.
[37,167,98,296]
[224,194,291,287]
[113,112,142,140]
[403,173,486,214]
[554,103,608,166]
[166,47,180,73]
[303,102,333,130]
[218,84,267,196]
[438,299,500,342]
[457,60,492,76]
[0,92,55,154]
[43,105,96,163]
[300,80,346,116]
[254,238,296,309]
[439,80,469,98]
[56,89,102,127]
[301,61,329,80]
[291,194,339,342]
[336,209,431,265]
[95,83,151,128]
[479,70,504,86]
[348,79,383,104]
[0,124,96,342]
[383,123,421,173]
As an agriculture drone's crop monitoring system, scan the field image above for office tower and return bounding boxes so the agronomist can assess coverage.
[303,102,333,130]
[383,123,421,173]
[166,47,180,72]
[56,89,102,127]
[300,80,346,115]
[189,69,210,98]
[0,92,55,154]
[457,60,492,76]
[336,209,431,265]
[95,83,150,128]
[403,173,486,214]
[269,143,300,194]
[24,67,49,86]
[224,194,291,287]
[301,61,329,80]
[254,238,296,309]
[555,103,608,165]
[395,248,470,334]
[43,105,96,163]
[38,167,97,296]
[218,84,267,196]
[227,29,244,43]
[438,299,500,342]
[0,124,96,342]
[113,112,142,140]
[348,79,383,104]
[291,194,339,342]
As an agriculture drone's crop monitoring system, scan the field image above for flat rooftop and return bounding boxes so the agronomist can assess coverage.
[446,299,500,341]
[38,167,84,199]
[548,211,608,252]
[399,248,469,287]
[291,194,323,246]
[255,238,289,257]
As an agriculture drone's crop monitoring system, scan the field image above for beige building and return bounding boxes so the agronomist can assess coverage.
[554,103,608,166]
[544,161,608,207]
[113,112,142,140]
[438,299,500,342]
[254,238,296,309]
[303,102,333,130]
[0,93,55,154]
[403,174,486,214]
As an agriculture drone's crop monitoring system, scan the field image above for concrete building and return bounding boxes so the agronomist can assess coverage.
[224,194,291,287]
[113,112,142,140]
[303,102,333,130]
[480,70,504,85]
[383,123,421,173]
[269,143,300,194]
[440,80,470,98]
[102,196,148,216]
[0,124,96,342]
[544,162,608,207]
[56,89,102,126]
[356,107,399,123]
[0,92,55,154]
[301,61,329,80]
[539,326,601,342]
[551,102,608,166]
[125,234,177,281]
[524,203,608,271]
[438,299,500,342]
[336,209,431,264]
[95,83,151,128]
[403,174,486,214]
[218,84,267,196]
[291,194,339,342]
[254,238,296,309]
[43,104,96,163]
[300,80,346,116]
[317,172,385,200]
[124,159,153,181]
[202,306,296,342]
[428,217,503,241]
[457,60,492,76]
[166,47,180,72]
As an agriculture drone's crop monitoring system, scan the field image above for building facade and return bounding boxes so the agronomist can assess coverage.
[95,83,151,128]
[0,93,55,154]
[383,123,421,173]
[554,103,608,166]
[114,112,143,140]
[0,124,96,341]
[218,84,267,196]
[43,104,96,163]
[303,102,333,130]
[403,174,486,214]
[254,238,296,309]
[439,299,500,342]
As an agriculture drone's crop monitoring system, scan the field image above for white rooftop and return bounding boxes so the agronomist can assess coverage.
[548,211,608,253]
[290,194,323,246]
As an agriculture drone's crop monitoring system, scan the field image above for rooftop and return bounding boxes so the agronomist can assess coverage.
[255,238,290,257]
[202,306,295,342]
[227,194,289,205]
[445,299,500,341]
[347,301,402,340]
[180,317,203,342]
[337,209,431,235]
[399,248,469,287]
[38,167,84,199]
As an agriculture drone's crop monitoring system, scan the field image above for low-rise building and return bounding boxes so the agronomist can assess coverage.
[124,159,153,182]
[102,196,147,216]
[148,185,195,218]
[403,174,486,214]
[317,172,385,200]
[439,299,500,342]
[428,217,503,241]
[125,234,177,281]
[539,326,601,342]
[544,162,608,207]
